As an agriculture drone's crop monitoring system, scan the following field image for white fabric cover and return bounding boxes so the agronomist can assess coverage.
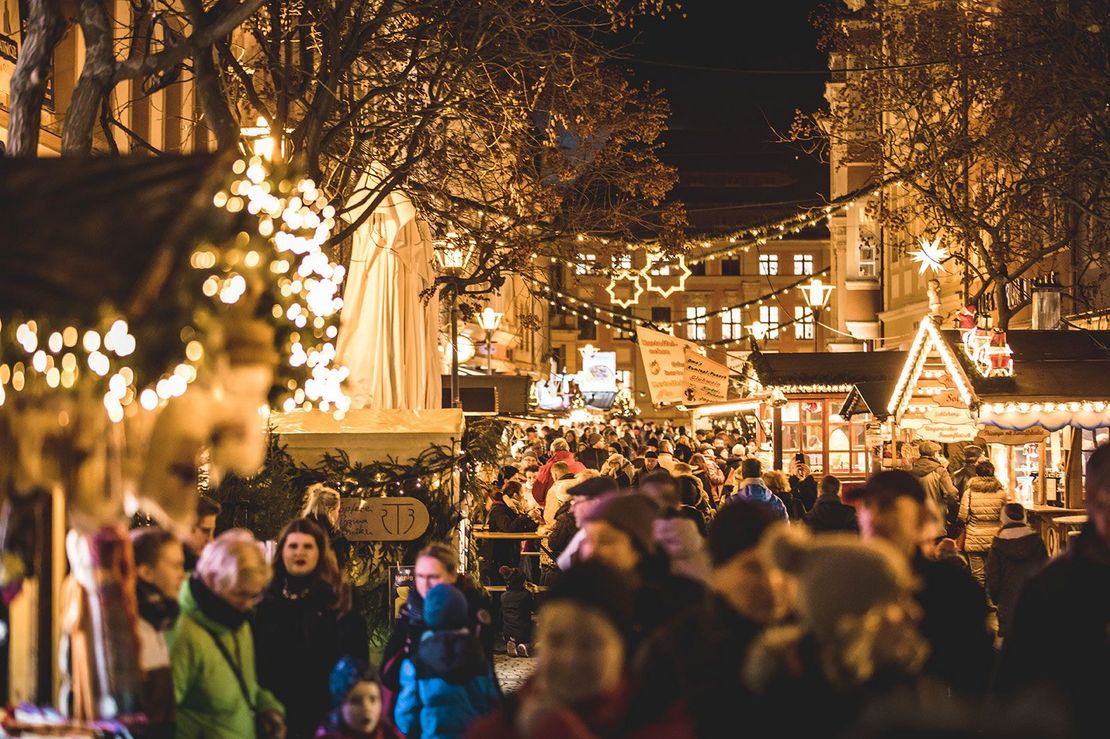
[336,168,442,410]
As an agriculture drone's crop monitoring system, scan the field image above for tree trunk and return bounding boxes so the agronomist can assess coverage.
[62,1,115,155]
[6,0,65,156]
[192,46,239,150]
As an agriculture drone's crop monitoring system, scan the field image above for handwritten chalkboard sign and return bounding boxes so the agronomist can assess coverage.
[339,497,430,541]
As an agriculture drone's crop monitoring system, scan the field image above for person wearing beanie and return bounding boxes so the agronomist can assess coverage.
[578,493,707,645]
[316,658,403,739]
[497,566,535,658]
[394,584,499,739]
[547,475,621,572]
[722,458,789,520]
[578,432,609,471]
[465,562,695,739]
[741,526,929,737]
[633,500,784,738]
[985,502,1047,637]
[632,450,661,484]
[909,440,958,533]
[849,470,994,698]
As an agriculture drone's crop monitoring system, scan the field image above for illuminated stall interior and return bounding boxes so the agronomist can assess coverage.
[711,349,910,479]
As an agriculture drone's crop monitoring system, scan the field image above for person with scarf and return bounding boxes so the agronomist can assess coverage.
[315,658,403,739]
[169,529,285,738]
[131,527,187,738]
[254,518,369,739]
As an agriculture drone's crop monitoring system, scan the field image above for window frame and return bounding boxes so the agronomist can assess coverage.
[758,254,779,276]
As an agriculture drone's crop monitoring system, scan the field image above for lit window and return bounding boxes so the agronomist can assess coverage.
[858,239,877,278]
[575,254,597,275]
[794,306,814,340]
[721,307,744,340]
[616,370,632,387]
[612,254,632,270]
[793,254,814,275]
[686,306,707,341]
[759,306,780,339]
[758,254,779,276]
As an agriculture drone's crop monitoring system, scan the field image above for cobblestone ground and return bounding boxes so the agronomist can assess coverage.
[494,653,537,694]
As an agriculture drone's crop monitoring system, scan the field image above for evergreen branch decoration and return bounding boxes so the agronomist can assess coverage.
[210,416,509,644]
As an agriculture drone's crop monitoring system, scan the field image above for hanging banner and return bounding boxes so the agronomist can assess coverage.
[683,348,730,405]
[578,351,617,392]
[636,326,693,404]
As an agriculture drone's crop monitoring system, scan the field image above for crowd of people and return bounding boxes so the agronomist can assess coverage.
[124,419,1109,738]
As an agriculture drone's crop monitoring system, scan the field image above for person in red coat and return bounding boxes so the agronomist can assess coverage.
[530,438,584,507]
[466,562,695,739]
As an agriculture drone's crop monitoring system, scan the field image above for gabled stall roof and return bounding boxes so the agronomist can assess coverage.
[749,349,909,394]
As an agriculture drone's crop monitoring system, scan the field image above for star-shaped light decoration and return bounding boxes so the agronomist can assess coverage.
[605,269,645,308]
[911,236,949,275]
[640,250,692,298]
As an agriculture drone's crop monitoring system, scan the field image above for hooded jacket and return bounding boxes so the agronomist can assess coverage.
[723,478,788,521]
[986,523,1047,636]
[911,456,958,512]
[395,629,499,739]
[169,579,284,739]
[958,476,1008,551]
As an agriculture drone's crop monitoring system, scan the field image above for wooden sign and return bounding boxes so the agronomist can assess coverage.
[683,348,730,405]
[636,326,695,404]
[339,497,430,541]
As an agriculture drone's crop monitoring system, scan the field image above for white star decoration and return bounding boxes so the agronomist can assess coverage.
[605,269,644,308]
[911,236,949,275]
[641,251,692,298]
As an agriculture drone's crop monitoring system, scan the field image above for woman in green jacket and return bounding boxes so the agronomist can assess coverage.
[169,529,286,738]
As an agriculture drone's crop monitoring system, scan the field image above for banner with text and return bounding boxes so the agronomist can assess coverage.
[636,326,693,404]
[683,348,730,405]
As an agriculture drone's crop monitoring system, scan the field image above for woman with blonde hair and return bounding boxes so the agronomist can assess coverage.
[764,469,805,521]
[169,529,285,738]
[600,453,633,489]
[301,482,349,567]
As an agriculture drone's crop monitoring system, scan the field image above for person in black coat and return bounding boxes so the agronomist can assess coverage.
[631,500,782,738]
[253,518,368,739]
[985,503,1047,637]
[788,455,819,512]
[484,482,539,580]
[848,471,994,698]
[994,444,1110,739]
[805,474,859,534]
[497,566,535,656]
[577,433,609,471]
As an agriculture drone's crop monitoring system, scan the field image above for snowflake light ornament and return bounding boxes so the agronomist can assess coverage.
[911,236,949,275]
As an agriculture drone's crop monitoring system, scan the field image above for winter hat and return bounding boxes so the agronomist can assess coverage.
[708,499,780,566]
[731,444,745,456]
[544,561,635,647]
[644,450,659,459]
[583,493,659,556]
[569,475,620,499]
[587,433,604,446]
[763,526,917,643]
[329,656,381,708]
[918,440,941,457]
[498,565,527,589]
[423,584,468,630]
[1001,502,1027,525]
[962,444,984,460]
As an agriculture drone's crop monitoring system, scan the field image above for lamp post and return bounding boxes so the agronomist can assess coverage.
[798,277,835,351]
[434,234,475,408]
[748,320,768,347]
[477,306,503,376]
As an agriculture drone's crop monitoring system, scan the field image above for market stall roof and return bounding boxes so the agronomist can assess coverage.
[749,349,909,393]
[0,152,233,321]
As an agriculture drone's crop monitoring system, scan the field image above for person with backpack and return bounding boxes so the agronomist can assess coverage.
[722,458,788,521]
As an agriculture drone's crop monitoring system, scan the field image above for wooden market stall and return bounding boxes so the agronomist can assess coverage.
[842,316,1110,552]
[695,348,907,480]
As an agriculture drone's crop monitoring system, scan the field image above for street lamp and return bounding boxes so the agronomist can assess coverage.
[798,277,835,350]
[241,116,279,161]
[748,320,768,344]
[434,234,475,408]
[477,306,503,376]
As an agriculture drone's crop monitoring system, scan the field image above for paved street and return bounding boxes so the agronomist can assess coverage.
[494,653,537,694]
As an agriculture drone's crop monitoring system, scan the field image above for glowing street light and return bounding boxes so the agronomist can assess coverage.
[798,277,835,311]
[433,233,476,408]
[477,306,503,376]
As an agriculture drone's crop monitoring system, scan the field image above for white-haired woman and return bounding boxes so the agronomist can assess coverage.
[169,529,285,738]
[302,483,349,568]
[600,453,634,489]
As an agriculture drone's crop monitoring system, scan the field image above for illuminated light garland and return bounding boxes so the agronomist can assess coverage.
[887,317,978,419]
[0,156,348,420]
[987,401,1108,414]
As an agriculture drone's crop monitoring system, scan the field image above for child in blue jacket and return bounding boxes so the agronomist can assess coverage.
[394,584,499,738]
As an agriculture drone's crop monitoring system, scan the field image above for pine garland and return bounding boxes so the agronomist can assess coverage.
[211,416,508,643]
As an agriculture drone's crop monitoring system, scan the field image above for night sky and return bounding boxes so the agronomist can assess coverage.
[622,1,829,232]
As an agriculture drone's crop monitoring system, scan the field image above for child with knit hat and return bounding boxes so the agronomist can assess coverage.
[315,657,403,739]
[394,584,499,738]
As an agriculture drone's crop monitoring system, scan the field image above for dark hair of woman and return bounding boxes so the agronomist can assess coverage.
[270,517,350,613]
[974,460,996,477]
